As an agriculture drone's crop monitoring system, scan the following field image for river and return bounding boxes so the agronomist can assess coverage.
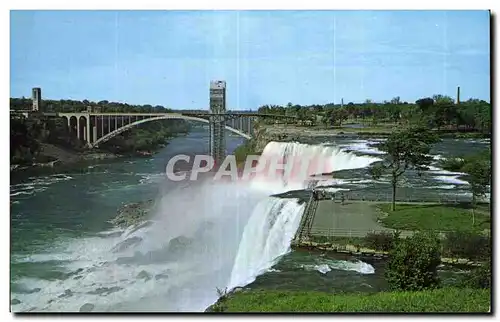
[10,128,490,312]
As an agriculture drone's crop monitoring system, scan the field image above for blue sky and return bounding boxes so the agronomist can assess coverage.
[11,10,490,110]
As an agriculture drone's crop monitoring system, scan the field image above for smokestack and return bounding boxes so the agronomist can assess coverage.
[341,98,344,108]
[457,86,460,104]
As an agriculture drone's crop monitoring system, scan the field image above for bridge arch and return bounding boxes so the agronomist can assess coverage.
[69,116,78,138]
[90,115,251,148]
[78,115,88,141]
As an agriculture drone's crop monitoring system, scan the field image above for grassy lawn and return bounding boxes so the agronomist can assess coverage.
[376,204,490,232]
[213,288,490,312]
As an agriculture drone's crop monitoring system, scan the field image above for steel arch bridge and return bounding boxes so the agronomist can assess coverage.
[56,111,295,165]
[56,112,295,146]
[16,81,297,166]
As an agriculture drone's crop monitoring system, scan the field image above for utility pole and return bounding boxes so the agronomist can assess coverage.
[457,86,460,104]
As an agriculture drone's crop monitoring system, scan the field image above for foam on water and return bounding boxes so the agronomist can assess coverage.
[426,165,470,186]
[427,166,465,176]
[301,258,375,275]
[11,141,381,312]
[10,174,74,198]
[227,197,305,289]
[137,173,165,185]
[313,264,331,274]
[338,139,386,155]
[424,185,456,190]
[250,141,381,194]
[12,180,266,312]
[434,175,469,185]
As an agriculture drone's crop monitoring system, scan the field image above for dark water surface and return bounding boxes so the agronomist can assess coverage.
[10,130,489,311]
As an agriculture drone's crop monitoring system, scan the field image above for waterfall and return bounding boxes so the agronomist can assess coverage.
[249,141,381,193]
[11,141,380,312]
[227,197,305,289]
[227,141,380,290]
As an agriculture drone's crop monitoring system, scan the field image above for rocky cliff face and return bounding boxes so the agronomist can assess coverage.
[253,126,301,153]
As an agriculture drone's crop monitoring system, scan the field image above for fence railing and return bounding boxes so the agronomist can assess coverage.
[317,191,489,205]
[306,227,491,239]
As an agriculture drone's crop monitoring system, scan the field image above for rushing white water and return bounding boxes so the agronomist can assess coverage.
[10,174,74,198]
[227,141,378,290]
[250,141,381,193]
[228,197,305,289]
[11,141,380,312]
[301,259,375,275]
[313,264,332,274]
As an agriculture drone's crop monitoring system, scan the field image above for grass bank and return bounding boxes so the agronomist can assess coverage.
[209,288,490,312]
[233,139,259,167]
[377,203,490,232]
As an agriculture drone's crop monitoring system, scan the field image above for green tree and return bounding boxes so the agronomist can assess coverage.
[416,97,434,113]
[321,109,334,128]
[385,232,441,291]
[461,149,491,224]
[369,126,440,211]
[332,108,348,127]
[432,95,457,130]
[463,258,491,289]
[306,109,317,127]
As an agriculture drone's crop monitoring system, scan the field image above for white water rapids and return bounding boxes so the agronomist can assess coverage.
[12,141,379,312]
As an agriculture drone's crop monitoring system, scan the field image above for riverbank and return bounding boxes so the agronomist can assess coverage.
[206,287,490,312]
[290,199,490,265]
[291,241,483,267]
[10,113,190,173]
[255,124,490,141]
[10,136,182,174]
[10,143,119,172]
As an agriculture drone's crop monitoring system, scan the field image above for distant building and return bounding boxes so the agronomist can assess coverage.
[32,87,41,112]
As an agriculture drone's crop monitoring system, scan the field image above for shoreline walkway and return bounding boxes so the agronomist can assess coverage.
[292,197,485,243]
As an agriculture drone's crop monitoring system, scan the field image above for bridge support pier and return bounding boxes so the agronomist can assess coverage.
[93,125,97,144]
[75,117,80,140]
[86,121,91,145]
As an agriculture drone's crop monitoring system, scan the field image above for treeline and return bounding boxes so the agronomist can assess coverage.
[257,95,491,134]
[10,97,171,113]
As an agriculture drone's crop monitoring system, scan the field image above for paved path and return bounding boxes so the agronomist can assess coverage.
[297,197,489,239]
[309,200,414,238]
